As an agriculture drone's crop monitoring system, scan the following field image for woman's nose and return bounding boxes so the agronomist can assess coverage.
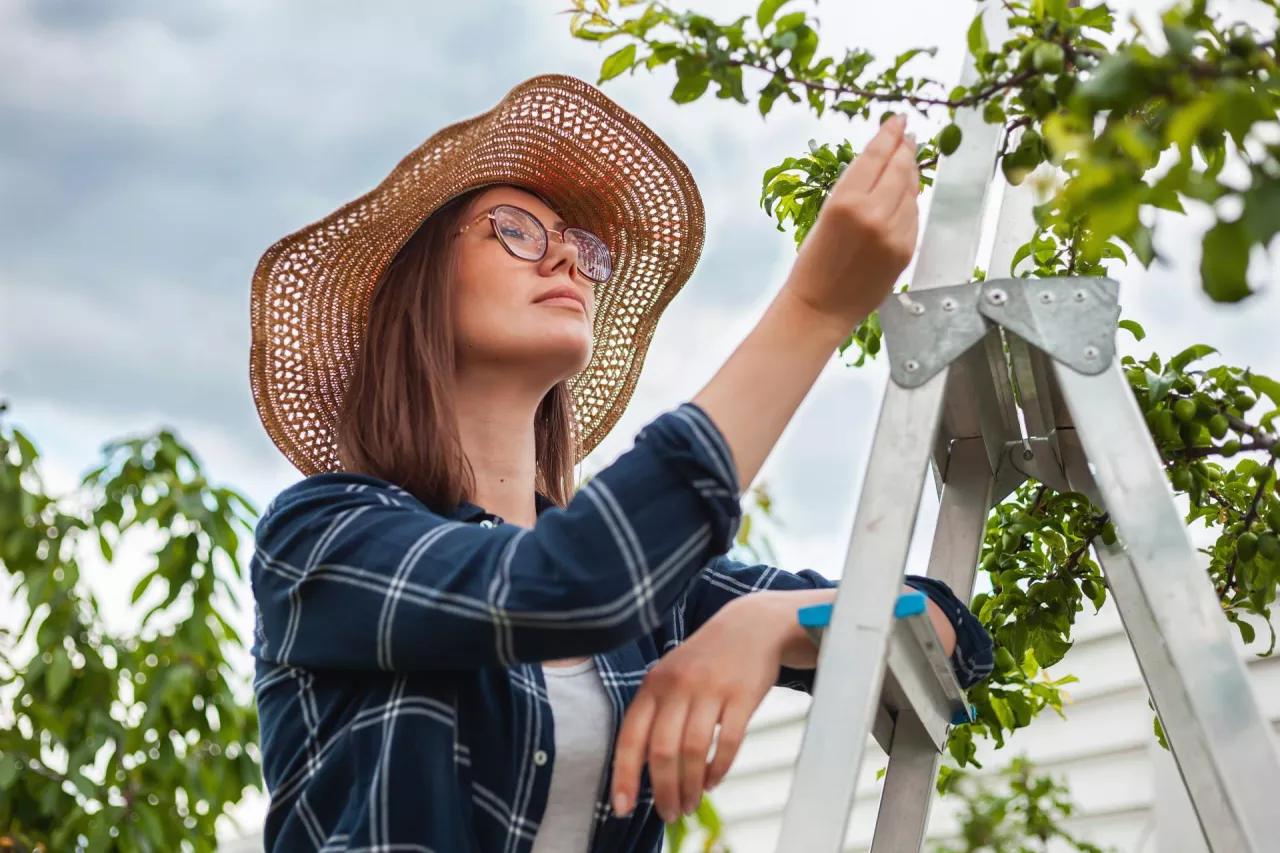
[540,231,581,279]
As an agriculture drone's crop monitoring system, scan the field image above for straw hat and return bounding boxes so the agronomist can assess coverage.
[249,73,706,475]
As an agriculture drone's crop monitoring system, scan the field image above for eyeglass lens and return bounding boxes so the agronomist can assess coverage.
[491,205,613,283]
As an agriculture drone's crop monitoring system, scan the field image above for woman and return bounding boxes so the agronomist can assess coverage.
[247,75,992,853]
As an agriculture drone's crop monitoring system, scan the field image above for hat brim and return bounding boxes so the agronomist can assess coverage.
[249,74,706,475]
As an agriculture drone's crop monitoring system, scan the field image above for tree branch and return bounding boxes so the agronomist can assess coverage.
[724,56,1036,110]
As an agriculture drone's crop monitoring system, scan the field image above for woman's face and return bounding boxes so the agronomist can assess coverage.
[451,186,597,384]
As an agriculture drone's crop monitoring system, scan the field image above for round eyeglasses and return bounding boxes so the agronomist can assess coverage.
[457,204,614,284]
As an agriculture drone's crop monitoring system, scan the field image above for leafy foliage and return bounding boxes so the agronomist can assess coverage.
[933,757,1113,853]
[0,405,261,851]
[568,0,1280,775]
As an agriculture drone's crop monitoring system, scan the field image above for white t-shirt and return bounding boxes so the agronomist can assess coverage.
[530,658,614,853]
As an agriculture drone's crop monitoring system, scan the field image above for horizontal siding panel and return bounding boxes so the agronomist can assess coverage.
[712,604,1280,853]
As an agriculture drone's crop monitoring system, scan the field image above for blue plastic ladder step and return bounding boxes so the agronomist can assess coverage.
[797,591,927,628]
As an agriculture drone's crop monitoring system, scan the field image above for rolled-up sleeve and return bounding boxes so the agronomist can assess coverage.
[680,557,994,690]
[250,402,742,671]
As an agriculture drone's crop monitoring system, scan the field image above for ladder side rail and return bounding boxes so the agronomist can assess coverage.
[869,439,996,853]
[1053,358,1280,851]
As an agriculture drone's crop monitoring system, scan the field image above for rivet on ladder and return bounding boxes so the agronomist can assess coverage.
[909,302,926,316]
[1074,290,1088,302]
[941,298,957,312]
[1039,291,1054,304]
[987,289,1007,305]
[904,360,920,373]
[1083,346,1099,359]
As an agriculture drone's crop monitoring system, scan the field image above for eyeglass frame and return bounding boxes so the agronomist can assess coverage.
[455,204,614,284]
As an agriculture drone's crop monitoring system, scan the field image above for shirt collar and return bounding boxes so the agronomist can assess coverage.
[448,493,555,524]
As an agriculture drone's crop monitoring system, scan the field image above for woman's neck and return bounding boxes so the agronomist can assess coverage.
[453,374,543,528]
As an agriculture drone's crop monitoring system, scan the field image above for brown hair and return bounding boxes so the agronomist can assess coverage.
[336,186,580,512]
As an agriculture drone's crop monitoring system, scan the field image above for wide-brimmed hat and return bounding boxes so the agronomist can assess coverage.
[249,73,706,475]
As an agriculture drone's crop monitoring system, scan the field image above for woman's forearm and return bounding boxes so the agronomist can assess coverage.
[691,284,855,491]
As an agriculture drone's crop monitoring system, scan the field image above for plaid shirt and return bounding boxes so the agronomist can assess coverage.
[250,402,993,853]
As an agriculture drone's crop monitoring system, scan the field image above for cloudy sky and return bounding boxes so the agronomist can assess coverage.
[2,0,1279,836]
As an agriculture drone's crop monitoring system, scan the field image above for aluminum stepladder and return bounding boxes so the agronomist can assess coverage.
[772,5,1280,851]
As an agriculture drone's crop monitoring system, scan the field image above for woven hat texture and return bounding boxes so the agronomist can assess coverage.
[249,73,706,474]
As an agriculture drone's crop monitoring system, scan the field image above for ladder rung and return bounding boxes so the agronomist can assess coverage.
[798,592,973,754]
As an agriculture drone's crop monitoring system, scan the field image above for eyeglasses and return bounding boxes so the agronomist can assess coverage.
[457,204,614,284]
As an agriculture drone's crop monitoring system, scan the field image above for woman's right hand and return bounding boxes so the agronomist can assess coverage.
[782,113,921,329]
[690,114,922,492]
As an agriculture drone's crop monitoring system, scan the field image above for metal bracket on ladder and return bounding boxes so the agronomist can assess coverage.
[773,5,1280,847]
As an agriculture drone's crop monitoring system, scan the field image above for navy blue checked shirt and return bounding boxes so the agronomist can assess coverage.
[250,402,993,853]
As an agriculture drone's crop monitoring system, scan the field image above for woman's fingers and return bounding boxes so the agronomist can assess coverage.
[611,691,657,817]
[678,696,724,815]
[646,694,693,823]
[704,698,752,792]
[840,114,908,196]
[867,141,921,220]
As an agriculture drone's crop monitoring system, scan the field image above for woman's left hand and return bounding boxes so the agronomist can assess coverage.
[609,592,790,824]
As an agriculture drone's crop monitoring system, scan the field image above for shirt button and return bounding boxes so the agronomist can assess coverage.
[533,750,548,767]
[479,519,495,529]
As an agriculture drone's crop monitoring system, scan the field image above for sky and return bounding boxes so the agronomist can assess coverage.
[2,0,1279,843]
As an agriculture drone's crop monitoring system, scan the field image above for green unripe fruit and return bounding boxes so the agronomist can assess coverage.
[1054,74,1076,100]
[995,647,1018,673]
[1179,422,1203,447]
[1258,533,1280,561]
[970,593,990,614]
[1081,578,1100,601]
[1002,152,1028,185]
[983,101,1006,124]
[1237,531,1258,562]
[999,569,1021,589]
[1267,503,1280,532]
[1221,439,1241,457]
[1172,468,1194,491]
[1033,42,1066,74]
[938,123,963,156]
[1209,413,1230,439]
[1101,522,1118,546]
[1174,399,1197,423]
[1025,86,1054,117]
[1235,393,1256,412]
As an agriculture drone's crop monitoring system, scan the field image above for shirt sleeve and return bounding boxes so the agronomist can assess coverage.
[680,556,994,690]
[250,402,742,671]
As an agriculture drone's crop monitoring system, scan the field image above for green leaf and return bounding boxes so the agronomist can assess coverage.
[1120,223,1155,267]
[1200,219,1253,302]
[1241,178,1280,246]
[671,73,711,104]
[1031,630,1072,668]
[1078,53,1139,106]
[1145,368,1177,405]
[1237,619,1257,645]
[598,44,636,83]
[694,795,722,835]
[1248,375,1280,409]
[1169,344,1217,372]
[966,11,989,59]
[756,0,794,30]
[0,754,19,789]
[47,647,72,701]
[1118,319,1146,341]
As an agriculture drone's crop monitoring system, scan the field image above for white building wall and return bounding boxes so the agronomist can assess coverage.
[705,601,1280,853]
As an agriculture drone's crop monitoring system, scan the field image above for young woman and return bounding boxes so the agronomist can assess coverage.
[247,74,992,853]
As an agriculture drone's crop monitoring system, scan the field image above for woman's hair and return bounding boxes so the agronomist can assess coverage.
[336,185,580,512]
